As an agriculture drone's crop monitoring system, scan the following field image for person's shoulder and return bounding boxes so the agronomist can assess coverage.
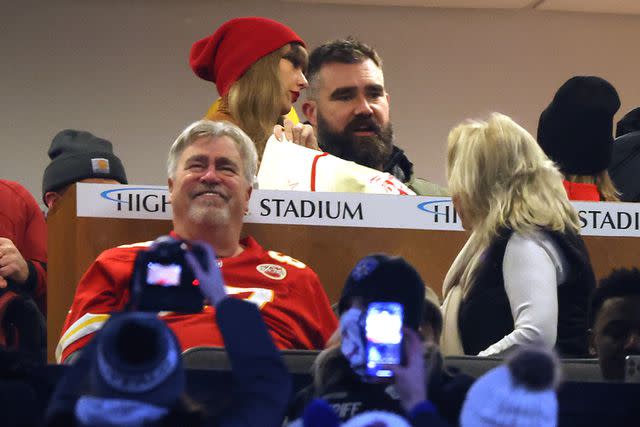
[96,240,153,262]
[0,180,39,206]
[407,177,449,197]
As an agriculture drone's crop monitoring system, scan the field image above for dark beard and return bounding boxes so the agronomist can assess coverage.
[317,113,394,171]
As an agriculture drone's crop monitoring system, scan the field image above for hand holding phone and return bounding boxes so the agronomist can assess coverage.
[364,302,404,380]
[391,328,430,412]
[185,241,227,307]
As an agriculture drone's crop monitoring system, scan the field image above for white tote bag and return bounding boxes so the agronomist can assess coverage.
[257,135,415,195]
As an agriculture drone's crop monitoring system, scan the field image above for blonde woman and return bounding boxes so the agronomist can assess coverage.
[441,113,596,358]
[190,17,313,159]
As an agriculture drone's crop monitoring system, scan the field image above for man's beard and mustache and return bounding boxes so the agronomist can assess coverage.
[189,184,231,226]
[317,113,394,171]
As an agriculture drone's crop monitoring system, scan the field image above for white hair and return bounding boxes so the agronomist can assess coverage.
[167,120,258,185]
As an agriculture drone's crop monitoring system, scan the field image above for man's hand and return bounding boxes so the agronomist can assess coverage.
[185,241,227,307]
[273,118,320,150]
[0,237,29,288]
[391,328,433,412]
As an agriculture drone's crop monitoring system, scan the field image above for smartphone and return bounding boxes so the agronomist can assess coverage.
[625,355,640,383]
[364,302,404,379]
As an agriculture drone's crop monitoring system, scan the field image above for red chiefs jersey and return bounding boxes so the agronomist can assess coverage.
[57,235,337,362]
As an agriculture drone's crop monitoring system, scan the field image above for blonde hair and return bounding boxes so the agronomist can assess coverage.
[565,170,621,202]
[445,113,580,297]
[226,45,294,159]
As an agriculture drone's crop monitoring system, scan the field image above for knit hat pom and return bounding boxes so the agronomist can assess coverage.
[302,399,340,427]
[508,347,560,391]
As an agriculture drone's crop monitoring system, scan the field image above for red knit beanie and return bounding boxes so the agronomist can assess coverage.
[190,17,305,97]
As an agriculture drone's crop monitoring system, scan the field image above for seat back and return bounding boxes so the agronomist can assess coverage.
[182,346,321,375]
[444,355,603,382]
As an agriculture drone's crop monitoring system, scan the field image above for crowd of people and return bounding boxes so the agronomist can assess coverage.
[1,14,640,427]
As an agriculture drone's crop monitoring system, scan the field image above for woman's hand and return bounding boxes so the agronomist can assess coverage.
[274,119,319,150]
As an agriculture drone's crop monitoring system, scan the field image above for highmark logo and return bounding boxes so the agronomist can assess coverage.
[100,187,171,213]
[416,199,459,224]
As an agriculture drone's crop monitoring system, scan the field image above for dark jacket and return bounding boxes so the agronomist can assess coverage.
[458,229,596,358]
[288,347,471,426]
[45,298,291,427]
[610,130,640,202]
[383,146,448,196]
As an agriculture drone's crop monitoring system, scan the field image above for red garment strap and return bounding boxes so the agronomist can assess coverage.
[562,180,601,201]
[310,152,329,192]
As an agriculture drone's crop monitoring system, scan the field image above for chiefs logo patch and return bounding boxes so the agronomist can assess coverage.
[256,264,287,280]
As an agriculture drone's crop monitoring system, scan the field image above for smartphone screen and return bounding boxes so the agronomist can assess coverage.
[365,302,403,378]
[146,262,182,287]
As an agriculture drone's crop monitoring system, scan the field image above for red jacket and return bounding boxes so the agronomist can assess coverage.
[563,180,601,201]
[0,180,47,314]
[57,235,337,362]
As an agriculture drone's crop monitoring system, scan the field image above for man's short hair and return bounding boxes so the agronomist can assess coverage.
[167,120,258,185]
[306,37,383,99]
[589,268,640,328]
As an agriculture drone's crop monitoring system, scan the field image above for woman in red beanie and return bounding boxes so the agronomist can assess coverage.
[190,17,309,159]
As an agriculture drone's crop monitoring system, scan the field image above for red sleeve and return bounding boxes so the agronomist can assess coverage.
[56,247,136,362]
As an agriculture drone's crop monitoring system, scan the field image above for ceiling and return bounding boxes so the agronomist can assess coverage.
[283,0,640,15]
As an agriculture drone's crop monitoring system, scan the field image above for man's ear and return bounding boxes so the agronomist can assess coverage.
[44,192,61,209]
[302,100,318,127]
[244,185,252,214]
[167,177,174,203]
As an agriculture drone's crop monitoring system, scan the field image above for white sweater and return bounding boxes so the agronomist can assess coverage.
[477,231,568,357]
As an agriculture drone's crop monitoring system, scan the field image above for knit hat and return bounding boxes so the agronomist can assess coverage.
[616,107,640,138]
[338,254,425,331]
[460,347,560,427]
[87,312,184,408]
[537,76,620,175]
[42,129,127,201]
[190,17,305,97]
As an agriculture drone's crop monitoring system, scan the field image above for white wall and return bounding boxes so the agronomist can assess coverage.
[2,0,639,204]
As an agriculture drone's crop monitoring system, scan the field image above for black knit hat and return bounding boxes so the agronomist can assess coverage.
[88,312,184,408]
[616,107,640,138]
[42,129,128,202]
[537,76,620,175]
[338,254,425,331]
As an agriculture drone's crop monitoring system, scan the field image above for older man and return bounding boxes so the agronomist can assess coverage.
[57,120,337,362]
[301,38,447,196]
